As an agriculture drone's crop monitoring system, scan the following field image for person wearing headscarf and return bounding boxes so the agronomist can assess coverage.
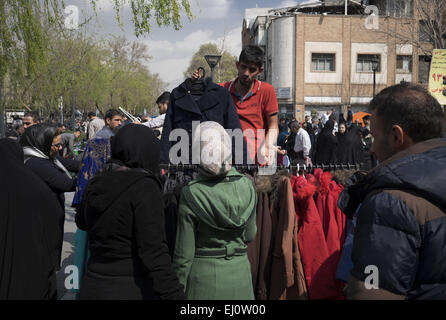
[0,139,63,299]
[277,122,289,150]
[336,122,362,165]
[20,124,79,267]
[20,124,78,210]
[75,124,185,300]
[173,121,257,300]
[314,119,338,165]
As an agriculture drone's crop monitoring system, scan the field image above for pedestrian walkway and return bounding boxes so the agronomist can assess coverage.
[56,192,77,300]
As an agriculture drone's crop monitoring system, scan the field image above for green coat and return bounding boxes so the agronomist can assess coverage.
[173,168,257,300]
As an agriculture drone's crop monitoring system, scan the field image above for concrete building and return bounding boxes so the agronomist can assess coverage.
[242,0,433,121]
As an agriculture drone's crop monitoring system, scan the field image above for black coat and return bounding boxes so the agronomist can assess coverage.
[339,138,446,299]
[76,124,185,300]
[25,156,78,211]
[0,139,62,299]
[160,79,244,164]
[314,120,338,165]
[336,128,362,165]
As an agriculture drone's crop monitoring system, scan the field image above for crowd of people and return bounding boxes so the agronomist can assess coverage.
[277,110,376,170]
[1,44,446,301]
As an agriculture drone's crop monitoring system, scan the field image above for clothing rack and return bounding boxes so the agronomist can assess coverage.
[159,163,361,172]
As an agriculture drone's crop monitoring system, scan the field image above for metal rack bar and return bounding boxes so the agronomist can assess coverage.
[159,163,361,171]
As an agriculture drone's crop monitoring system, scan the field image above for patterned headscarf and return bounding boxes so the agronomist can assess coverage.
[192,121,232,177]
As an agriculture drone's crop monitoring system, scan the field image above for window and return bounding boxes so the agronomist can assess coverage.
[279,104,294,120]
[357,54,381,73]
[388,0,413,17]
[418,56,431,84]
[419,20,432,43]
[311,53,335,72]
[396,55,412,73]
[369,0,413,17]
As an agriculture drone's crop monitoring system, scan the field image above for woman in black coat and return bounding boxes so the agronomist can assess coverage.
[20,124,79,267]
[336,122,362,165]
[76,124,185,300]
[314,119,338,165]
[20,124,79,210]
[0,139,62,299]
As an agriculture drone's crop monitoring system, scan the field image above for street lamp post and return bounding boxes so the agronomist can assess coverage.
[372,58,379,98]
[204,55,222,82]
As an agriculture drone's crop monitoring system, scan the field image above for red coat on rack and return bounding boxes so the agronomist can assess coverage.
[291,175,339,300]
[313,170,347,298]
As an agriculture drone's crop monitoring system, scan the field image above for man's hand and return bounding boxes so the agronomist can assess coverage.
[192,70,200,79]
[192,68,204,80]
[258,144,275,166]
[276,146,287,156]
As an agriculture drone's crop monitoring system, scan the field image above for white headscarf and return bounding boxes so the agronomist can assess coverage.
[22,146,72,179]
[192,121,232,176]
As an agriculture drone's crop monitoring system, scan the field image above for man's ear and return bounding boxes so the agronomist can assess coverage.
[236,61,240,69]
[259,66,264,74]
[390,124,405,147]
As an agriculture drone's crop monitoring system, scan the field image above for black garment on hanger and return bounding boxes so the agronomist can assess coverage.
[160,78,247,165]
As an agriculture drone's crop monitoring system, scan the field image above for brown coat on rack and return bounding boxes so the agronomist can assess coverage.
[270,176,308,300]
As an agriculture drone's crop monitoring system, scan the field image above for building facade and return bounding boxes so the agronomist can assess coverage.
[243,0,433,121]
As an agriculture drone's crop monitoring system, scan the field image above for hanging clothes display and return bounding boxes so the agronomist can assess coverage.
[312,169,346,298]
[157,164,356,301]
[160,78,245,164]
[291,175,340,300]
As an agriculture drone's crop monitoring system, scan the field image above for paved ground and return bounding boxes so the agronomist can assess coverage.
[56,192,77,300]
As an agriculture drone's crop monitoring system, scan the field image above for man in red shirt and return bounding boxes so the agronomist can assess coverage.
[193,45,280,164]
[221,45,279,164]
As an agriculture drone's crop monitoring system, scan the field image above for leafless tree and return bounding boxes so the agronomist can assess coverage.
[365,0,446,57]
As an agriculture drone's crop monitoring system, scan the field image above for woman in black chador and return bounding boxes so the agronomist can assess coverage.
[314,119,338,165]
[76,124,185,300]
[0,138,62,299]
[336,122,362,165]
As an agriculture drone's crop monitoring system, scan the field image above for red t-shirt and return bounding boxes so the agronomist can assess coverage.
[220,79,279,163]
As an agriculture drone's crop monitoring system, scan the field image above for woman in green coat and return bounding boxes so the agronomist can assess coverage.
[173,121,257,300]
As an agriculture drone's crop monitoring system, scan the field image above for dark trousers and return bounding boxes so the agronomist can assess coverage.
[290,151,305,166]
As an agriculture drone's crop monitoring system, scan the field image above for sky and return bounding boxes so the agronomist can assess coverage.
[66,0,305,90]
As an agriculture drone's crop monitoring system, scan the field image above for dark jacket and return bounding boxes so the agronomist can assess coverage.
[336,128,362,165]
[160,79,244,164]
[25,156,78,211]
[347,110,353,123]
[314,120,338,165]
[76,124,185,300]
[339,138,446,300]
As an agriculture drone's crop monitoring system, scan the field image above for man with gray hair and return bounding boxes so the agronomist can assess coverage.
[288,120,312,166]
